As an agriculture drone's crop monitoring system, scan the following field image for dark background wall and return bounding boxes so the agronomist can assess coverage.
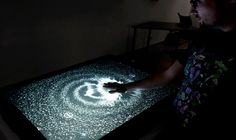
[0,0,191,139]
[0,0,190,87]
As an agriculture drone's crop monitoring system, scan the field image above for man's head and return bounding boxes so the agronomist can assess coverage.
[190,0,236,30]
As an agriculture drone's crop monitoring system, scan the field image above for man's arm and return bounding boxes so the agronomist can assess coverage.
[104,60,184,93]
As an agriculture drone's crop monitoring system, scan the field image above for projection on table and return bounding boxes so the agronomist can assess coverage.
[7,60,171,140]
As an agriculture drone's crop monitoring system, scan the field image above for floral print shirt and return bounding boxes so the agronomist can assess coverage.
[173,40,234,127]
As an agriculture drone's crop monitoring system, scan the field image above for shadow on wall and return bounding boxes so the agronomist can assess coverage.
[0,0,124,47]
[0,0,125,87]
[0,0,124,17]
[0,0,189,88]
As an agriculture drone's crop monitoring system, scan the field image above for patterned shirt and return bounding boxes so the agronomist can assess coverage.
[173,29,235,127]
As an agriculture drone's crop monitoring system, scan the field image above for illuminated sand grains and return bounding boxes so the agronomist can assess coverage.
[8,61,171,140]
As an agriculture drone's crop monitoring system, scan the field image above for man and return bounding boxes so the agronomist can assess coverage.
[104,0,235,138]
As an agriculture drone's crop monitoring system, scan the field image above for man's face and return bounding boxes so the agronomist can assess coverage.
[190,0,220,26]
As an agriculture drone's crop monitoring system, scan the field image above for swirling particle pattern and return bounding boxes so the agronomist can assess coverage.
[8,61,171,140]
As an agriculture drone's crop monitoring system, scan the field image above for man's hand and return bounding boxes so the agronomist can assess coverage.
[103,82,127,93]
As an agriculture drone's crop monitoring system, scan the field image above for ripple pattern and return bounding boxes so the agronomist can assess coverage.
[8,61,172,140]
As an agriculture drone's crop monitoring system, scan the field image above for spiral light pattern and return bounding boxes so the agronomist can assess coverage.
[8,61,171,140]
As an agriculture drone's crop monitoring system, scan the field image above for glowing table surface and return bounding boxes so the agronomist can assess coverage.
[0,57,172,140]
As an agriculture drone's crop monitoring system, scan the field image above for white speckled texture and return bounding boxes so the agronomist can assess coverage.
[8,61,171,140]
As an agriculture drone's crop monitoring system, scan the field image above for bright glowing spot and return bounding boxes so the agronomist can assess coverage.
[37,127,42,131]
[73,77,123,107]
[64,112,74,119]
[129,74,136,78]
[84,83,94,97]
[82,80,122,101]
[96,78,123,105]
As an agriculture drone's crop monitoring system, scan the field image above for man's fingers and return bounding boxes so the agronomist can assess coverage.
[103,83,119,88]
[103,82,125,93]
[109,90,117,93]
[103,82,113,86]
